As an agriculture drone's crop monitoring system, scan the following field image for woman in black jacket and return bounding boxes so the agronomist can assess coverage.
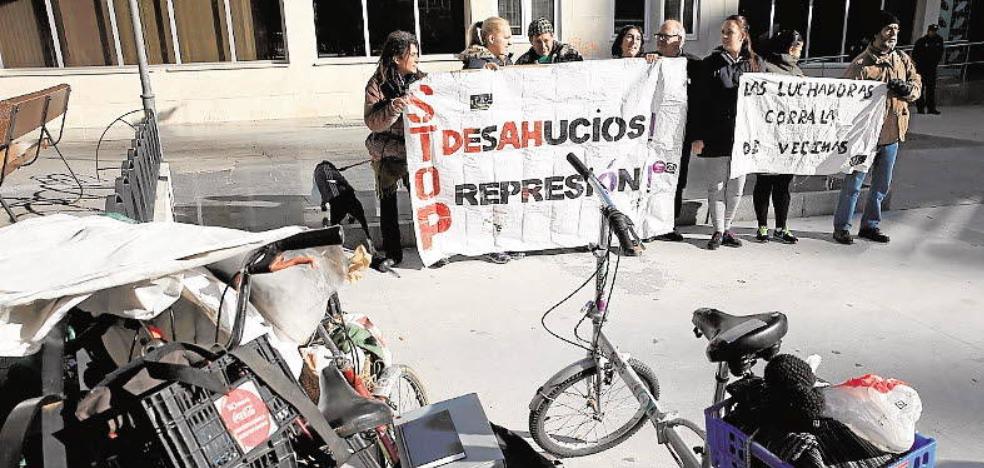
[754,30,805,244]
[691,15,761,250]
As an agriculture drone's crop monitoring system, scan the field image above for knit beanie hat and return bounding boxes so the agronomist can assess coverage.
[871,11,900,38]
[528,17,554,37]
[764,354,816,390]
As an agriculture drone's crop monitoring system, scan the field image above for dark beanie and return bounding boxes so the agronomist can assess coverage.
[764,354,816,390]
[871,11,900,38]
[528,17,554,37]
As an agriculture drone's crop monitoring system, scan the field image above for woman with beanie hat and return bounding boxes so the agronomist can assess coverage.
[753,30,805,244]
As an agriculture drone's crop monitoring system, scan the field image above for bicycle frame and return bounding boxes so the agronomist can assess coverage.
[580,179,723,468]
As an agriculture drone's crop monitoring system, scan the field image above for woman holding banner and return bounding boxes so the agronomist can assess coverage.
[460,17,514,71]
[691,15,761,250]
[753,30,805,244]
[457,17,524,264]
[364,31,426,267]
[612,25,645,58]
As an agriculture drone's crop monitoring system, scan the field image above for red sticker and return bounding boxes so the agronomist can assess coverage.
[215,381,277,453]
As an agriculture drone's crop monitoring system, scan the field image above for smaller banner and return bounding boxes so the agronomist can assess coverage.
[731,73,888,177]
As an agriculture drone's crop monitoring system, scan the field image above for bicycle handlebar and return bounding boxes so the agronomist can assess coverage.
[246,226,344,275]
[566,153,643,256]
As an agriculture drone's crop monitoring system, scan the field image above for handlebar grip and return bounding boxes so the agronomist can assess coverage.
[606,208,642,256]
[277,226,343,252]
[566,153,592,179]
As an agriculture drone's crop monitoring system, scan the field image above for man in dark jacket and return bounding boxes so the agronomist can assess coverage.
[650,19,701,242]
[912,24,944,114]
[515,17,583,65]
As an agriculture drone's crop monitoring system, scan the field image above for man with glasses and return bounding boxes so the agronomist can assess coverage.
[650,20,702,242]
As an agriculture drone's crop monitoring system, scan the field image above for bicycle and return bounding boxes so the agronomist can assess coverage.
[302,291,429,467]
[527,153,790,467]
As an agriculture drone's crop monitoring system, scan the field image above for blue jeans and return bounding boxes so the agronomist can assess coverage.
[833,142,899,231]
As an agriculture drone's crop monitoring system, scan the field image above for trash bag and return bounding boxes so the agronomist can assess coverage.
[822,374,922,453]
[490,423,562,467]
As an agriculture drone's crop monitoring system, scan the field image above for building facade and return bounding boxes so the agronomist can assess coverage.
[0,0,948,130]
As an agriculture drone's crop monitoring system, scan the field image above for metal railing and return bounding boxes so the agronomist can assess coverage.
[799,40,984,82]
[104,114,163,222]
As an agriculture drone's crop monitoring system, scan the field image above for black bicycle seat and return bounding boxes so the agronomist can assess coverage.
[692,308,787,363]
[320,365,393,438]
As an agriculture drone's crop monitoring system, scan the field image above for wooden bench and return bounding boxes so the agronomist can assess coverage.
[0,84,79,223]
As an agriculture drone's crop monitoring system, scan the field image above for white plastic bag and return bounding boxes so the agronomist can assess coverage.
[822,374,922,453]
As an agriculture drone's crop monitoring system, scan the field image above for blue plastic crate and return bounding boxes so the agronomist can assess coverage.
[704,399,937,468]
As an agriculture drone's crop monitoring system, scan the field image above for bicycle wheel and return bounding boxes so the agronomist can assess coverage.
[529,357,660,458]
[386,364,429,414]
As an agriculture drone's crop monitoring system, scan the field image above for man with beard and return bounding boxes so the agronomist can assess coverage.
[833,12,921,245]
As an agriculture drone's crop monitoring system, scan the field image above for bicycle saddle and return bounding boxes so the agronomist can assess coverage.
[320,365,393,438]
[692,308,787,364]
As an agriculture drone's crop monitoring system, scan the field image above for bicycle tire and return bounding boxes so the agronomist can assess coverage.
[529,357,659,458]
[386,364,428,414]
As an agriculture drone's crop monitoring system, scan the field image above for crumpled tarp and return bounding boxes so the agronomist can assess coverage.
[0,214,343,357]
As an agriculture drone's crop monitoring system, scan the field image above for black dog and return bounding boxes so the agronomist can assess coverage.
[313,160,398,273]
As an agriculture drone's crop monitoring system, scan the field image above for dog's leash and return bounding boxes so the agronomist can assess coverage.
[337,159,371,171]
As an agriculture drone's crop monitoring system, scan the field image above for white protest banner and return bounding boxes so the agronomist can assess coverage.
[403,59,688,266]
[731,73,888,177]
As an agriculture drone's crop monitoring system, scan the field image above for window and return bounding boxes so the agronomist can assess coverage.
[0,0,58,68]
[314,0,465,58]
[497,0,557,40]
[0,0,284,69]
[614,0,646,33]
[662,0,700,37]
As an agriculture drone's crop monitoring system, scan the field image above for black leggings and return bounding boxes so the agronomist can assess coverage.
[753,174,794,229]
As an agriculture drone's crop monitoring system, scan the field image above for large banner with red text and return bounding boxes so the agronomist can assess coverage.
[403,59,688,266]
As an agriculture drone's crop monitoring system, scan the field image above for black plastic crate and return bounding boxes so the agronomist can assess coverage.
[99,335,301,468]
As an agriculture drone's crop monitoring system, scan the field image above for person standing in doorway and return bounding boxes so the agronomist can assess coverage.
[912,24,944,115]
[650,19,701,242]
[363,31,425,266]
[754,29,805,244]
[691,15,762,250]
[515,17,583,65]
[833,12,921,245]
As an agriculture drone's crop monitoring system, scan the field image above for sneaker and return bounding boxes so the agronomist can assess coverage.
[929,109,941,115]
[833,229,854,245]
[772,228,799,244]
[484,252,512,264]
[707,232,723,250]
[755,226,770,243]
[858,227,890,243]
[722,230,742,248]
[653,229,684,242]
